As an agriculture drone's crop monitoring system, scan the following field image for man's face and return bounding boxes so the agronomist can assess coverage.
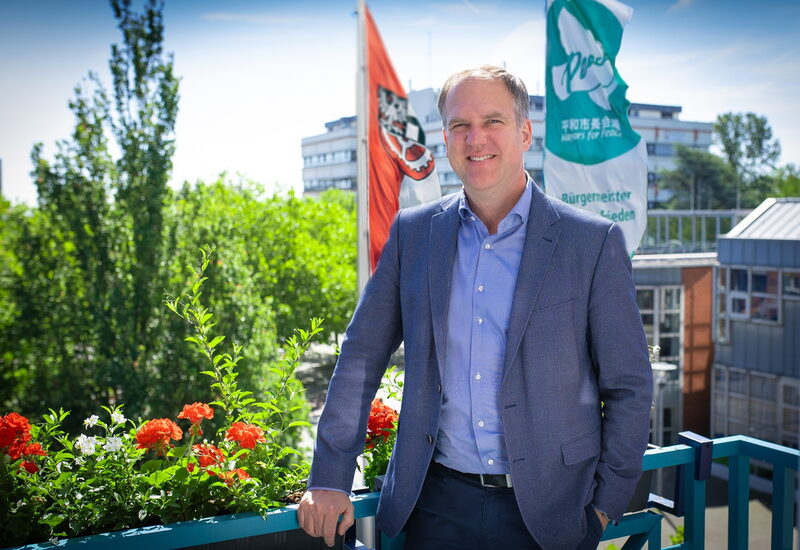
[442,77,532,198]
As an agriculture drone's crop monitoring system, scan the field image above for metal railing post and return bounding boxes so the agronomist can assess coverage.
[771,466,795,550]
[728,453,749,549]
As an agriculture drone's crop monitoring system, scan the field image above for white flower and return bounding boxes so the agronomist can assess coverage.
[75,434,99,456]
[110,411,126,425]
[74,456,85,466]
[83,415,100,428]
[49,537,59,546]
[103,436,124,453]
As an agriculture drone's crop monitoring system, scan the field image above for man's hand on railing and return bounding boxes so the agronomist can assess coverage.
[298,489,355,548]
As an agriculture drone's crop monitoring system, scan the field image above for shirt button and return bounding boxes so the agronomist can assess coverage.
[436,383,442,393]
[477,285,484,292]
[470,216,476,222]
[478,420,485,428]
[477,317,483,325]
[474,373,481,381]
[427,434,433,444]
[487,459,494,465]
[484,243,492,250]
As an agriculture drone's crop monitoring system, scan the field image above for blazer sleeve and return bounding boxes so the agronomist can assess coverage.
[589,223,653,520]
[307,212,405,493]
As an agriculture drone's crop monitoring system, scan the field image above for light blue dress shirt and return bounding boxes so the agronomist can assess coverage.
[433,179,532,475]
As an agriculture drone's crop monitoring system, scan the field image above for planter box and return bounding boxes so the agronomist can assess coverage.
[4,494,383,550]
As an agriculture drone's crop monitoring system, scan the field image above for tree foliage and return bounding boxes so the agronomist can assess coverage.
[714,112,782,209]
[0,1,357,436]
[658,144,736,209]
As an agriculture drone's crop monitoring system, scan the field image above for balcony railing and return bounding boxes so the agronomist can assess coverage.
[638,210,747,254]
[7,435,796,550]
[353,434,798,550]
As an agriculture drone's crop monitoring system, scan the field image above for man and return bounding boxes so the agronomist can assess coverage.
[298,66,652,550]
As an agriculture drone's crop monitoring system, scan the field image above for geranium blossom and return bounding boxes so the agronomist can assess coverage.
[217,467,251,486]
[365,399,398,450]
[192,443,225,468]
[178,403,214,436]
[18,442,48,473]
[136,419,182,456]
[0,412,32,459]
[225,422,265,450]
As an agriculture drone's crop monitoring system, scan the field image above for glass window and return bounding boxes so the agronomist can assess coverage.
[751,296,779,321]
[784,384,799,406]
[731,268,748,291]
[717,268,727,292]
[728,371,747,395]
[659,336,680,359]
[752,270,778,293]
[730,297,748,315]
[784,272,800,298]
[750,375,776,400]
[782,408,799,434]
[663,288,680,310]
[641,314,654,337]
[660,312,680,334]
[637,289,654,311]
[728,396,748,421]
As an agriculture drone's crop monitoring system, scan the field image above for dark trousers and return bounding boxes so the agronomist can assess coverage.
[403,462,605,550]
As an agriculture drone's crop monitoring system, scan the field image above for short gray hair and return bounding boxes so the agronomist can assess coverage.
[437,65,530,127]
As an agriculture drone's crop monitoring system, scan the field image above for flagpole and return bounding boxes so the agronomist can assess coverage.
[356,0,370,294]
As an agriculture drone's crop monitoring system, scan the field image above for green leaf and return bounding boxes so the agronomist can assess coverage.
[208,335,225,348]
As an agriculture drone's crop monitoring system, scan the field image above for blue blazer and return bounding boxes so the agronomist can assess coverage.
[309,183,653,550]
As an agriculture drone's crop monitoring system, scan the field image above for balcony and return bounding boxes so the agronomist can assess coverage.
[7,434,796,550]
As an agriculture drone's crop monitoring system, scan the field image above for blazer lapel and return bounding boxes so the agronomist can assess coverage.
[502,185,561,383]
[429,196,460,379]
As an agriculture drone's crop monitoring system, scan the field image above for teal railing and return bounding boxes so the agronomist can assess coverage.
[7,434,797,550]
[368,433,798,550]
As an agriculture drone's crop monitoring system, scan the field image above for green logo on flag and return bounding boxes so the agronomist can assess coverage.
[545,0,640,164]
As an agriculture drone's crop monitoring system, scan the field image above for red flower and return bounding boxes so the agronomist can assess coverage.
[178,403,214,436]
[22,442,47,457]
[193,444,225,468]
[365,399,398,449]
[225,422,265,450]
[136,419,183,456]
[21,461,38,474]
[0,412,32,455]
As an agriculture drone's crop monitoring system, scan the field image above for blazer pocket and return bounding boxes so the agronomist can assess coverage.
[561,428,601,465]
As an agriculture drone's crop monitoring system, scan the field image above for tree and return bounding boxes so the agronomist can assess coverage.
[714,112,781,210]
[768,164,800,198]
[659,144,736,210]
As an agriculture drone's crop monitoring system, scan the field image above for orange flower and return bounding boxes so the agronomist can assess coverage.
[365,399,398,449]
[136,418,182,456]
[178,403,214,436]
[217,467,251,486]
[225,422,265,450]
[193,443,225,468]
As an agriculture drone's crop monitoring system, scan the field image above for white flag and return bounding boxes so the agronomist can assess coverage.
[544,0,647,256]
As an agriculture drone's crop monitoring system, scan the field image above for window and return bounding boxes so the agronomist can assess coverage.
[751,269,779,321]
[715,268,729,341]
[636,286,682,366]
[715,267,782,336]
[784,271,800,299]
[712,364,793,446]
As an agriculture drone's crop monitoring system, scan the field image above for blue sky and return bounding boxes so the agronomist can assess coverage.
[1,0,798,205]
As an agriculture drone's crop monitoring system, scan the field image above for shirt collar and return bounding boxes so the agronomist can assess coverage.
[457,174,533,226]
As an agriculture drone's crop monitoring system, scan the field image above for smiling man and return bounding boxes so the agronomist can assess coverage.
[298,66,652,550]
